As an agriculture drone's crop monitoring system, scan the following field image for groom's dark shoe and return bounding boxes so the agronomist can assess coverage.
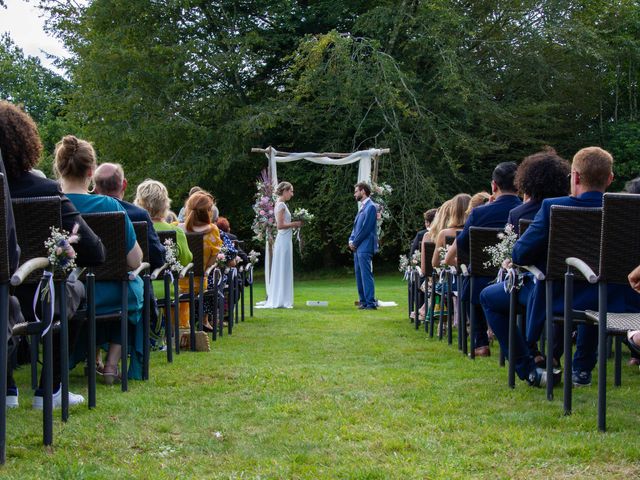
[363,305,377,310]
[358,305,366,310]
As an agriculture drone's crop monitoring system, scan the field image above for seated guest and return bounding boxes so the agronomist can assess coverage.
[94,163,165,270]
[480,149,572,385]
[0,101,105,407]
[432,194,470,268]
[444,162,521,357]
[179,191,222,332]
[217,215,248,265]
[410,208,437,257]
[55,135,144,382]
[484,147,630,387]
[507,148,570,233]
[421,203,449,274]
[134,179,192,337]
[625,177,640,194]
[177,186,203,222]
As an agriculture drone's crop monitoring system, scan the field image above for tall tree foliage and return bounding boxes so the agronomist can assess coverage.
[32,0,640,265]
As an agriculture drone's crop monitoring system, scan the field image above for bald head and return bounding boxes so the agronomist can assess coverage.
[94,163,126,199]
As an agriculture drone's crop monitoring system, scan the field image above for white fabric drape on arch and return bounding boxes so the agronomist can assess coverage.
[262,147,385,292]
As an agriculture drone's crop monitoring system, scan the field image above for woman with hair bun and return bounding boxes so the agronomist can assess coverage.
[259,181,302,309]
[55,134,145,383]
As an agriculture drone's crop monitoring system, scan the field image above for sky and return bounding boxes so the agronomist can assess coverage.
[0,0,69,72]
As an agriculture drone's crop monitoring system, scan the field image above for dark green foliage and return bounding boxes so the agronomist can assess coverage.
[5,0,639,265]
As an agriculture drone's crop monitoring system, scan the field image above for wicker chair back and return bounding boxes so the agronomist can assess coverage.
[519,219,533,236]
[82,212,129,281]
[599,193,640,284]
[0,173,9,284]
[422,242,436,276]
[186,232,205,277]
[469,227,503,278]
[132,222,149,264]
[547,206,602,281]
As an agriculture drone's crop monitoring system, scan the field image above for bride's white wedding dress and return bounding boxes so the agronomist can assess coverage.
[261,201,294,308]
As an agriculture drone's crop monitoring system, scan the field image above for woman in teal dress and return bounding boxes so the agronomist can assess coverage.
[55,135,145,382]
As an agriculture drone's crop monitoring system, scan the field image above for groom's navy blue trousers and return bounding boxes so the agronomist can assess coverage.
[354,250,375,308]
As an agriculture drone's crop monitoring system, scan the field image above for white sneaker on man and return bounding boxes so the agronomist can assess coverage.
[32,384,85,410]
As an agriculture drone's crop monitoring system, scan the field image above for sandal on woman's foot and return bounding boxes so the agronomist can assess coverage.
[102,366,121,386]
[625,331,640,356]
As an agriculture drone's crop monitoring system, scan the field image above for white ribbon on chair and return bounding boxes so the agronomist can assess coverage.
[32,270,55,337]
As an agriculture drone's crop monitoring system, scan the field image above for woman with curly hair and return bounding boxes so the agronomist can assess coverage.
[0,101,105,407]
[508,147,571,233]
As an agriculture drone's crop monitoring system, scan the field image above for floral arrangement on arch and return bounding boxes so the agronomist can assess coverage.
[367,181,392,240]
[251,169,277,244]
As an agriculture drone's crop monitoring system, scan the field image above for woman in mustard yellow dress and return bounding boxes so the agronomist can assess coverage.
[178,191,223,331]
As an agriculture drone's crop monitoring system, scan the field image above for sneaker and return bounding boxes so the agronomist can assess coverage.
[572,370,592,387]
[526,367,547,388]
[6,386,18,409]
[32,384,85,410]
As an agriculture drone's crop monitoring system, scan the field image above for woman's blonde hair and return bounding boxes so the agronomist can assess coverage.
[427,200,452,242]
[54,135,96,181]
[447,193,471,228]
[135,179,171,219]
[184,191,214,231]
[465,191,490,217]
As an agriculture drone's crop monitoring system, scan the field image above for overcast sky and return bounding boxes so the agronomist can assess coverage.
[0,0,69,72]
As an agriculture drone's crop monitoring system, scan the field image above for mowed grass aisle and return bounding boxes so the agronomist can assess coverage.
[4,274,640,478]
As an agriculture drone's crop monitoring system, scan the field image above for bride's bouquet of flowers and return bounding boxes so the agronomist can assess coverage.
[291,207,314,254]
[368,181,392,241]
[252,170,277,244]
[483,223,521,292]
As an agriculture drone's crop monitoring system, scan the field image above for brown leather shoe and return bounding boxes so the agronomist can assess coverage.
[473,346,491,357]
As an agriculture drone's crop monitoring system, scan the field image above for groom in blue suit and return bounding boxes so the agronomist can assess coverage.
[349,182,379,310]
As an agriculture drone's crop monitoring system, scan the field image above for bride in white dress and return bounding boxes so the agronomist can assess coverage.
[261,182,303,308]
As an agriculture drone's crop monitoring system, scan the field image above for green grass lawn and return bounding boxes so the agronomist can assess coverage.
[4,274,640,479]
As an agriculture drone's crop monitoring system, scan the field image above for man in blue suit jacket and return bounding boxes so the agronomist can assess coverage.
[349,182,379,310]
[484,146,628,387]
[445,162,521,356]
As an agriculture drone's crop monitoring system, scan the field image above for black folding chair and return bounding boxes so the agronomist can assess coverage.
[10,196,63,444]
[516,207,602,402]
[565,193,640,431]
[132,222,152,380]
[468,227,503,359]
[418,241,435,333]
[81,212,142,394]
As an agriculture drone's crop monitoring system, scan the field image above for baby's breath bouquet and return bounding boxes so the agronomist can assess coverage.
[163,238,183,273]
[215,245,231,269]
[398,254,410,273]
[410,250,421,269]
[248,250,260,266]
[483,224,521,291]
[44,224,80,274]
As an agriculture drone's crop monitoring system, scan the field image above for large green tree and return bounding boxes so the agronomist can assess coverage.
[34,0,640,266]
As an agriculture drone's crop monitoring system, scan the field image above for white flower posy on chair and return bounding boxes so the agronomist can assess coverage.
[483,224,522,292]
[44,223,80,274]
[248,250,261,266]
[163,238,183,273]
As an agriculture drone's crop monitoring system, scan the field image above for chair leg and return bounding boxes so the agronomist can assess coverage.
[0,283,9,464]
[41,289,53,446]
[58,280,69,422]
[189,273,195,352]
[546,280,555,402]
[597,283,607,431]
[249,280,254,317]
[461,300,468,355]
[198,277,204,331]
[469,278,476,359]
[121,282,128,393]
[241,270,246,322]
[428,274,436,336]
[173,277,180,355]
[447,273,453,345]
[164,273,173,363]
[142,273,150,381]
[87,272,96,408]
